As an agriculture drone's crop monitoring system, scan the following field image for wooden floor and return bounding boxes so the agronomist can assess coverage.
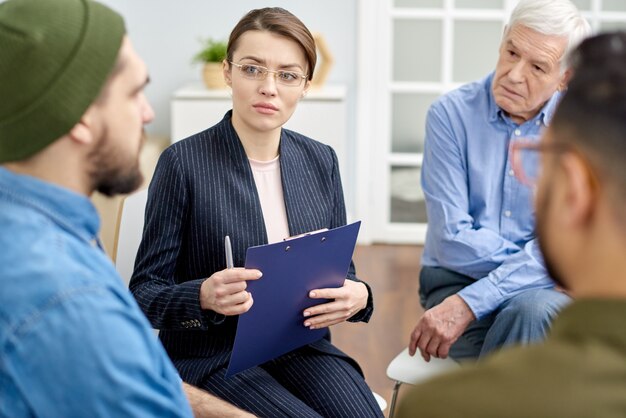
[332,244,425,417]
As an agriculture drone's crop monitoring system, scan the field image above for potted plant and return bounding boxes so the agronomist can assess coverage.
[193,38,227,89]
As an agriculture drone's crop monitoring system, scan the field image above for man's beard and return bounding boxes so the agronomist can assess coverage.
[536,179,568,290]
[88,127,144,197]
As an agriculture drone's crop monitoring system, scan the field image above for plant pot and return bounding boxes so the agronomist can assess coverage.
[202,62,227,89]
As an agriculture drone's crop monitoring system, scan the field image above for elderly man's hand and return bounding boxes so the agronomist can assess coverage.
[408,295,475,361]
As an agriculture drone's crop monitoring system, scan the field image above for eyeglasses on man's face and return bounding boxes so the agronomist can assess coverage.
[510,140,573,186]
[229,62,308,87]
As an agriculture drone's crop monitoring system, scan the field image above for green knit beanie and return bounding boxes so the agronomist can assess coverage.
[0,0,125,163]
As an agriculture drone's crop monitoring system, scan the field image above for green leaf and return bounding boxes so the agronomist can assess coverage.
[192,38,227,63]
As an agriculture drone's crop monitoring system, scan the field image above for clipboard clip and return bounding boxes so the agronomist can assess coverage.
[283,228,329,242]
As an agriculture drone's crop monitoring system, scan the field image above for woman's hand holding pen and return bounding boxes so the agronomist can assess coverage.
[302,280,368,329]
[200,269,262,316]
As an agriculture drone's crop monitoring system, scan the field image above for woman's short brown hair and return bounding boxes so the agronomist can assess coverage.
[227,7,317,81]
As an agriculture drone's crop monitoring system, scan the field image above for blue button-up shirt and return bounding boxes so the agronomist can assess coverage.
[421,72,561,320]
[0,168,192,417]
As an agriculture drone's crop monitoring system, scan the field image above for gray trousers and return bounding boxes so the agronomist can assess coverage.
[419,266,571,360]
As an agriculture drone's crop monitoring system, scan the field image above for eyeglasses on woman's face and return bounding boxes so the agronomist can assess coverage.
[510,140,573,186]
[229,62,308,87]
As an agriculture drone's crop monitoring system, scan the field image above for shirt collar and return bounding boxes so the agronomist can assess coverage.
[0,167,101,244]
[551,299,626,345]
[487,71,563,127]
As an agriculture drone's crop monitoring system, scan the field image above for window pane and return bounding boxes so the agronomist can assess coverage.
[392,93,440,153]
[394,0,443,7]
[602,0,626,12]
[455,0,503,8]
[599,20,626,31]
[453,20,502,83]
[390,166,427,223]
[393,19,442,82]
[569,0,591,10]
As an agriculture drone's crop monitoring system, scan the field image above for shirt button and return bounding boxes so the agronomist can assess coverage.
[504,210,512,217]
[536,120,541,126]
[508,169,514,176]
[514,129,521,136]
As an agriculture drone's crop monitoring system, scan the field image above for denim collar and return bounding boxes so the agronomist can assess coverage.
[0,167,101,247]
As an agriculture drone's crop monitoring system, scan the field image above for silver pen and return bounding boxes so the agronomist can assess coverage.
[224,235,234,269]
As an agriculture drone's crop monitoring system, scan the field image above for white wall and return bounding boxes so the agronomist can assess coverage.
[100,0,358,211]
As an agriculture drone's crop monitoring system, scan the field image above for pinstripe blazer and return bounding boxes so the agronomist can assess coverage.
[130,111,374,378]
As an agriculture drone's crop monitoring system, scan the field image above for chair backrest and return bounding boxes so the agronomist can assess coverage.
[112,188,149,287]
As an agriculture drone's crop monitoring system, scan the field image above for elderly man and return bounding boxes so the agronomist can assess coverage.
[0,0,252,416]
[398,30,626,417]
[409,0,591,362]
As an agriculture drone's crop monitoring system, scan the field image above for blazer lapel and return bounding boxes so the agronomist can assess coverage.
[219,111,268,245]
[279,131,317,236]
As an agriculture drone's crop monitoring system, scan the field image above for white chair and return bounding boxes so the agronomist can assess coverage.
[386,348,459,417]
[373,391,387,412]
[112,188,148,287]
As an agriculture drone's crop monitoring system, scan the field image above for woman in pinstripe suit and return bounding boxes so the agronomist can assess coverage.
[130,7,383,418]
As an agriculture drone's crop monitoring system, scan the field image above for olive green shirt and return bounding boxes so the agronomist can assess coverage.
[397,300,626,418]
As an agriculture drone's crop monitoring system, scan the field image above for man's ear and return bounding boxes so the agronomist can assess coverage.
[68,110,96,146]
[560,152,596,228]
[223,59,232,86]
[558,68,573,92]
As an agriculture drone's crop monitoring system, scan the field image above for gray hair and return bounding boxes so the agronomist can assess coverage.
[506,0,592,71]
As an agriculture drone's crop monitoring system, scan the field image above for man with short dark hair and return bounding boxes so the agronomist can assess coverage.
[0,0,252,416]
[399,30,626,417]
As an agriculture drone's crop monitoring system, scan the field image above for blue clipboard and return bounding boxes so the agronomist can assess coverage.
[226,221,361,377]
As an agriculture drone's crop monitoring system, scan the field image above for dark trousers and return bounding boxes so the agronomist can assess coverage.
[419,266,570,360]
[174,346,383,418]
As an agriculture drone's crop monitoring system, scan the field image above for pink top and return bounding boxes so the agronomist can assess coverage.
[249,156,290,244]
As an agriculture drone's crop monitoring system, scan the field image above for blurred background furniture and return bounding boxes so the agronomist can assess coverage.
[112,188,149,287]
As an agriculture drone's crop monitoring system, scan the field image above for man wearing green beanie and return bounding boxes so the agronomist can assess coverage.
[0,0,252,416]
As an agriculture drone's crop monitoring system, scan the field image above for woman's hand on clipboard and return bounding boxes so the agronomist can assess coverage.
[200,268,262,316]
[301,279,368,329]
